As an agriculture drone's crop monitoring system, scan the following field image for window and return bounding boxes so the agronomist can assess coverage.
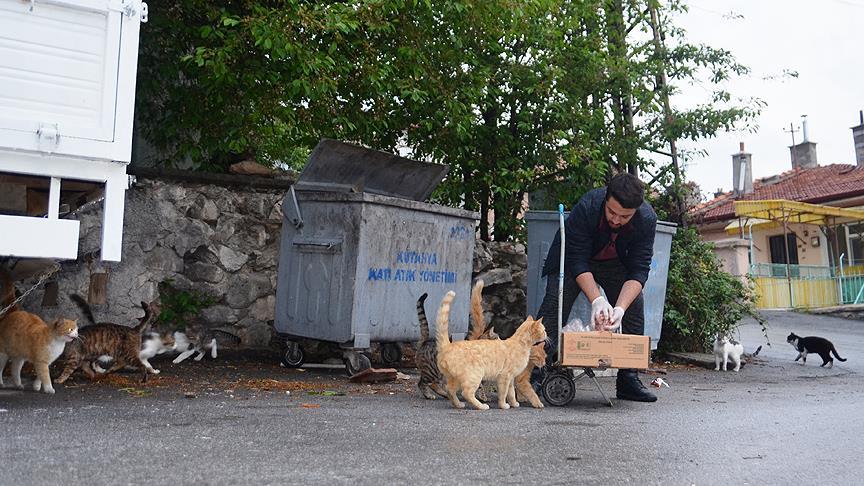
[847,223,864,265]
[769,233,799,277]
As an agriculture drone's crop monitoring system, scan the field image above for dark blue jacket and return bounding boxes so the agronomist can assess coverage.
[541,188,657,287]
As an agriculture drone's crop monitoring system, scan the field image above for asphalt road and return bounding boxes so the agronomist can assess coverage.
[1,311,861,485]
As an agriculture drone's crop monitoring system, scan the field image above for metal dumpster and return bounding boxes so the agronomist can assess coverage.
[275,139,480,373]
[525,211,676,349]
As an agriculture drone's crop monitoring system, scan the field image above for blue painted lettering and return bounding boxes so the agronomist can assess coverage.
[367,268,392,281]
[396,251,438,265]
[449,226,472,240]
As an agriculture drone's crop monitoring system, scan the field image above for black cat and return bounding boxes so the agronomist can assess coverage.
[787,332,847,368]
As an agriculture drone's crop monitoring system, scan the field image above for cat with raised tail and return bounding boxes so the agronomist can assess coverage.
[787,332,846,368]
[415,280,497,400]
[57,295,160,383]
[435,291,546,410]
[467,280,546,408]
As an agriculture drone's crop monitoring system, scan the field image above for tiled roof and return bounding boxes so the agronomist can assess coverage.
[691,164,864,223]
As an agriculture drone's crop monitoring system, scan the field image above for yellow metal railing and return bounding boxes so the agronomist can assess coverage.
[750,263,864,309]
[751,277,839,309]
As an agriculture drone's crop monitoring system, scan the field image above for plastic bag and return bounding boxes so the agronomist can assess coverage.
[562,318,591,333]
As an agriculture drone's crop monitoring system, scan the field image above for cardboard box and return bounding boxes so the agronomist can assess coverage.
[561,332,650,369]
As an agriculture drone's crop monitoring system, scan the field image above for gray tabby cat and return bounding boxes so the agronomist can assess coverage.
[171,321,241,364]
[415,280,495,400]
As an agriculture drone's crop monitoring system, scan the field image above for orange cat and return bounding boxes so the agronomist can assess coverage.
[468,280,547,409]
[514,344,546,408]
[0,311,78,394]
[435,291,546,410]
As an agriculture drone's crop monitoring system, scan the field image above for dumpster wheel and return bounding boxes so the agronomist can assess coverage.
[541,370,575,407]
[281,343,305,368]
[344,352,372,376]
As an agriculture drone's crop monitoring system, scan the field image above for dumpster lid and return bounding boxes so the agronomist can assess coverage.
[294,139,450,202]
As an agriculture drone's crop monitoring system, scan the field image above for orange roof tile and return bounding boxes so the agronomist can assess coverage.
[691,164,864,223]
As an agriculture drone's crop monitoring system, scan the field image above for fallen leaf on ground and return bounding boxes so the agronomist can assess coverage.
[300,403,320,409]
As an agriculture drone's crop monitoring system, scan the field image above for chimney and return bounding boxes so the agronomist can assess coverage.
[853,110,864,167]
[790,117,818,169]
[732,142,753,196]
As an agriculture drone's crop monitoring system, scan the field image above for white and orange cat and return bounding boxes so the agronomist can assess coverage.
[435,291,546,410]
[0,311,78,394]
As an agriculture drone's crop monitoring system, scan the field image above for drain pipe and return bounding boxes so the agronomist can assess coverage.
[839,253,845,305]
[744,219,756,276]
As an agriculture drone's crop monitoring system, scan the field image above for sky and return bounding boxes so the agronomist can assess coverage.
[670,0,864,199]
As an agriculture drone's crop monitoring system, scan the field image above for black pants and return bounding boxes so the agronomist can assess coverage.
[536,258,645,366]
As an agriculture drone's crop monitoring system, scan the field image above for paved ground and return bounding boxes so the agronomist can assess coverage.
[0,311,861,485]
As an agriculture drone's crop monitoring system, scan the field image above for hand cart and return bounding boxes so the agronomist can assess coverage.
[539,204,614,407]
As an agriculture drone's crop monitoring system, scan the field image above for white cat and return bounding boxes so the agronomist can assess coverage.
[713,333,744,372]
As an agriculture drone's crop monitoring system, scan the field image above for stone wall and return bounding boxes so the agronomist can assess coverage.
[21,173,531,349]
[23,173,289,347]
[472,239,529,338]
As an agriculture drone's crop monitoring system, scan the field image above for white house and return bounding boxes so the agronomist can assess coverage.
[0,0,148,262]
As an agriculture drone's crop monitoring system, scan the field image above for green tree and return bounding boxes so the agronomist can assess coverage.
[135,1,761,239]
[658,227,764,353]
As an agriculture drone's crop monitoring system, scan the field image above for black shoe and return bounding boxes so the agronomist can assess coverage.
[616,369,657,402]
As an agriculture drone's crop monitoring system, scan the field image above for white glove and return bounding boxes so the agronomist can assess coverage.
[590,296,613,330]
[603,306,624,332]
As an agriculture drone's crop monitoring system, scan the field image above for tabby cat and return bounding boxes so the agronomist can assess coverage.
[415,280,496,400]
[436,291,547,410]
[171,324,240,364]
[91,331,177,382]
[56,295,160,383]
[0,311,78,394]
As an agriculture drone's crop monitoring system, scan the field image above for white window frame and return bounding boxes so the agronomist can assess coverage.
[846,223,864,266]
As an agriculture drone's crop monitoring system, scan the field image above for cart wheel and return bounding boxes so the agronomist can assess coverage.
[381,343,402,366]
[344,353,372,376]
[542,371,576,407]
[281,343,304,368]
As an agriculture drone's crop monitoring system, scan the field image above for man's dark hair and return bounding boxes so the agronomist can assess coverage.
[606,173,645,209]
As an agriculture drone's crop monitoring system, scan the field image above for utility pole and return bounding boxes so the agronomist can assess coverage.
[648,0,684,224]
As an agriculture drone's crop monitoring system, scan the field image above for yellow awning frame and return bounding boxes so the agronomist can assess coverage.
[726,200,864,235]
[734,199,864,225]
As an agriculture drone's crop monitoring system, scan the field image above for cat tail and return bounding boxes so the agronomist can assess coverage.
[467,280,487,341]
[434,291,456,351]
[416,293,430,345]
[133,301,157,333]
[70,293,97,326]
[831,345,847,362]
[212,328,242,344]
